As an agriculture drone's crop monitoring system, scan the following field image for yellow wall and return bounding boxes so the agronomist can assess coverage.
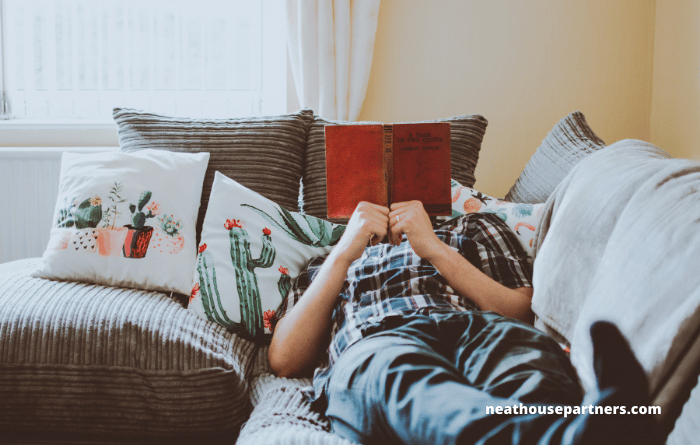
[650,0,700,160]
[359,0,657,197]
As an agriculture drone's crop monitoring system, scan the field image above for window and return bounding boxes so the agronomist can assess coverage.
[0,0,286,121]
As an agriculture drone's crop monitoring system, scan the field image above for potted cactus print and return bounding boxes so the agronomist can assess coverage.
[123,191,158,259]
[50,198,76,250]
[96,183,128,257]
[69,196,103,253]
[150,214,185,255]
[96,227,128,257]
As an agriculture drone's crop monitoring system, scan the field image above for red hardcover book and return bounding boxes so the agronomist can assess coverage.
[325,122,451,219]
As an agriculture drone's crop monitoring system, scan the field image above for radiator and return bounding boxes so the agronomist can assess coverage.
[0,147,117,264]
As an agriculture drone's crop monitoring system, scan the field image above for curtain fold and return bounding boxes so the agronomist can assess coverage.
[286,0,380,121]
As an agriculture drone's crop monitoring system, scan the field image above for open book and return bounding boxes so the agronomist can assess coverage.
[325,122,452,219]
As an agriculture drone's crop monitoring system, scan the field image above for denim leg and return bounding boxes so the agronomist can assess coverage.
[324,323,528,445]
[446,312,582,406]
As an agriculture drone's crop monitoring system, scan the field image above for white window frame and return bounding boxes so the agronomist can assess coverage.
[0,0,288,147]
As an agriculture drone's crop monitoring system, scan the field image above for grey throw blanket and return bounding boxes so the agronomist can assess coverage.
[531,139,700,395]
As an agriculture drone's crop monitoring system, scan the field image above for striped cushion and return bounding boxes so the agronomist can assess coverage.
[505,111,606,203]
[114,108,314,240]
[301,114,488,222]
[0,259,255,441]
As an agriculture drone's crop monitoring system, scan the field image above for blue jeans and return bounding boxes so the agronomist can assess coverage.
[323,311,583,445]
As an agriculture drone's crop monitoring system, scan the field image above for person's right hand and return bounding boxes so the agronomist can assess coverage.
[332,201,390,265]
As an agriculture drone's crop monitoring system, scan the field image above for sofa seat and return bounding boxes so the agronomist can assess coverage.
[0,259,256,443]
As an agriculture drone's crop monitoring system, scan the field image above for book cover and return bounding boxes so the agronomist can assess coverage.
[325,122,451,219]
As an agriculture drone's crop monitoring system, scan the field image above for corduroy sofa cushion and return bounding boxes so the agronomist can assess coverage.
[505,111,606,203]
[300,114,488,222]
[0,259,256,442]
[113,108,314,239]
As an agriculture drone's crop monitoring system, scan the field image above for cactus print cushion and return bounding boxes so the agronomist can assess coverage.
[32,149,209,294]
[189,172,345,341]
[447,179,545,264]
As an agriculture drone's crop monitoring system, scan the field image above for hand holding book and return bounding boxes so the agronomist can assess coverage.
[332,202,390,265]
[332,200,442,268]
[388,201,442,259]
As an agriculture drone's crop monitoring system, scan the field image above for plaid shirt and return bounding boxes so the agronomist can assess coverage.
[274,212,533,400]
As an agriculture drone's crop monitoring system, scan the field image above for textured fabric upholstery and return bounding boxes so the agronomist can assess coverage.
[0,259,255,441]
[238,372,357,445]
[505,111,605,203]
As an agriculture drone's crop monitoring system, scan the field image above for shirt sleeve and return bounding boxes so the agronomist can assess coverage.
[272,255,328,328]
[451,213,533,289]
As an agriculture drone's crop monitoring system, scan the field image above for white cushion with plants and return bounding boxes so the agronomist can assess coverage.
[447,179,545,264]
[32,149,209,294]
[188,172,345,341]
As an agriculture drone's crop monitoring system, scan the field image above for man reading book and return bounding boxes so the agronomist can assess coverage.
[269,201,659,444]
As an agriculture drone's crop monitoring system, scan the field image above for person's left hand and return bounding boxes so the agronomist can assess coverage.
[388,201,443,261]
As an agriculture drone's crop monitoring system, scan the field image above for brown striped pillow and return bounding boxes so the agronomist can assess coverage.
[301,114,488,221]
[114,108,314,240]
[505,111,606,203]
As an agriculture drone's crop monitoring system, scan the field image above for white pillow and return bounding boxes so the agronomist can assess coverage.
[32,150,209,294]
[188,172,345,340]
[449,179,544,263]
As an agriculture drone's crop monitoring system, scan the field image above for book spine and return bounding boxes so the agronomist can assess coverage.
[382,124,393,206]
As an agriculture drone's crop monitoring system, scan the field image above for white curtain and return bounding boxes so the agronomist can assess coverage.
[286,0,380,121]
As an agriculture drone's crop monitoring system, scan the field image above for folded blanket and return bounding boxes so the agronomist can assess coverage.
[531,139,700,395]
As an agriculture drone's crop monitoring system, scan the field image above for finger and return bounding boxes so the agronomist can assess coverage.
[389,201,416,211]
[360,201,390,215]
[389,209,408,223]
[366,210,390,229]
[389,219,404,245]
[369,220,388,246]
[388,212,406,235]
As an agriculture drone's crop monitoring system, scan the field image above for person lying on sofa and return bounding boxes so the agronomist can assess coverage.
[268,201,660,445]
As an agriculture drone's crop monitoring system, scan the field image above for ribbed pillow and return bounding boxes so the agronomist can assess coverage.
[0,258,255,441]
[505,111,605,203]
[301,114,488,221]
[114,108,314,239]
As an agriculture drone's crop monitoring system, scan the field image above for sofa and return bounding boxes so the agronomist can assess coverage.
[1,108,699,445]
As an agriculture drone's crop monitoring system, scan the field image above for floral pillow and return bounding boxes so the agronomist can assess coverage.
[188,172,345,341]
[32,150,209,294]
[449,179,544,262]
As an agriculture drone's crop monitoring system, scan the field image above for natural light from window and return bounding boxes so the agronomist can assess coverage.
[0,0,286,121]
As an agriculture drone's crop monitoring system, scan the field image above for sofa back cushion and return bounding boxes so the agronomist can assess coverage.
[505,111,605,204]
[301,114,488,222]
[114,108,314,239]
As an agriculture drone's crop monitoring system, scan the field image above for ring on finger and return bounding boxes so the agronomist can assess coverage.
[396,215,400,223]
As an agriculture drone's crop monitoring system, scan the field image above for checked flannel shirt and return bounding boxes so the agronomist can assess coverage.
[273,212,533,402]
